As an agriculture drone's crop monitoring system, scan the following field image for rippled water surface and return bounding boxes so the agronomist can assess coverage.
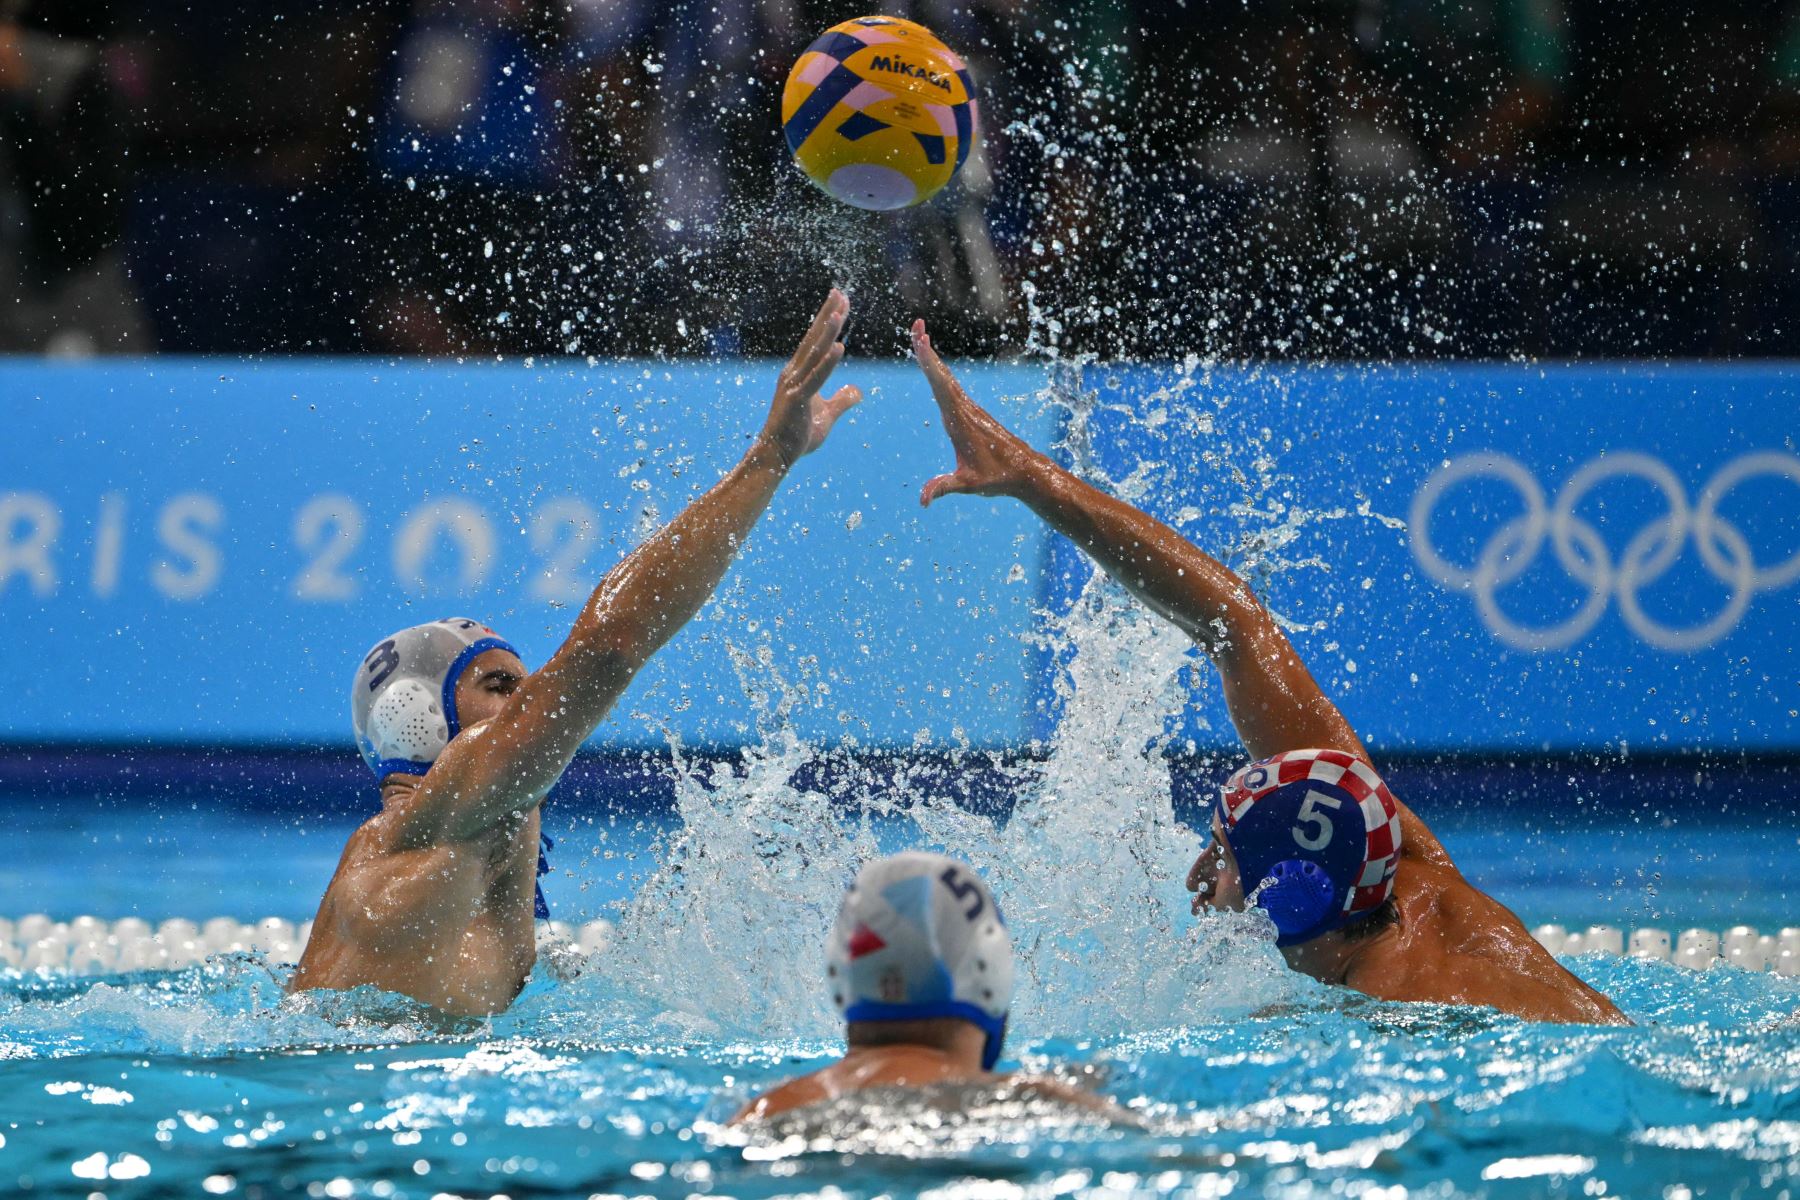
[2,945,1797,1200]
[5,675,1798,1200]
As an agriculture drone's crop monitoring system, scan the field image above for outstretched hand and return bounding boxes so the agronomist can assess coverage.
[762,289,862,466]
[911,319,1037,506]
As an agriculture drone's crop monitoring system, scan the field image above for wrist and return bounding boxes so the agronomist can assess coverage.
[1006,446,1058,500]
[745,432,798,476]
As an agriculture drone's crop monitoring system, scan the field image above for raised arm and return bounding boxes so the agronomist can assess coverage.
[410,292,860,842]
[911,320,1355,760]
[911,320,1453,865]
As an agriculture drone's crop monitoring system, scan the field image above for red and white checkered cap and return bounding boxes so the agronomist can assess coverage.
[1218,748,1404,921]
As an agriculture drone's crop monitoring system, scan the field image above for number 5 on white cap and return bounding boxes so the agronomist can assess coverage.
[1292,790,1342,851]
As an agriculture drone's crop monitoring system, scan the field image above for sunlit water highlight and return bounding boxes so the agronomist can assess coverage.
[3,950,1796,1199]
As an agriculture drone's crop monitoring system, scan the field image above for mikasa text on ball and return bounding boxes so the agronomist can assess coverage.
[782,16,979,211]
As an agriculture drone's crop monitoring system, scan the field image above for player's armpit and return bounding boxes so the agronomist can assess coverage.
[1390,798,1456,869]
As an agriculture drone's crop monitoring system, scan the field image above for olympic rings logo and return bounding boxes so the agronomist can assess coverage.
[1409,451,1800,652]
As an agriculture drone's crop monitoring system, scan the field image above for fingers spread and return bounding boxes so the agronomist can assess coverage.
[792,339,846,402]
[791,289,848,379]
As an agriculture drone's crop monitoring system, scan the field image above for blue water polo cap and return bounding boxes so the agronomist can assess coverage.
[827,852,1014,1071]
[1215,749,1404,947]
[350,617,520,779]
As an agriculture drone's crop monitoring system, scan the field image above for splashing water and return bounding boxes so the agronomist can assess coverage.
[3,360,1798,1197]
[586,354,1367,1049]
[603,644,879,1043]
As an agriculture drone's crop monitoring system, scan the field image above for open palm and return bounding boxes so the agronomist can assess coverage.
[912,319,1034,506]
[763,289,862,466]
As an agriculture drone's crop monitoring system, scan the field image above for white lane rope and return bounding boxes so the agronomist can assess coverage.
[0,915,613,975]
[1529,923,1799,974]
[0,915,1792,976]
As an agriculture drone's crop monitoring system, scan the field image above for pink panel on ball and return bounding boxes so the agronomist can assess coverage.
[794,51,836,88]
[849,26,905,46]
[839,81,891,113]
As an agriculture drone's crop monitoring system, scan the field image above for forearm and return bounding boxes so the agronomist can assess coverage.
[557,436,790,699]
[1011,453,1362,760]
[422,289,853,842]
[421,438,793,839]
[911,317,1364,762]
[1013,453,1267,655]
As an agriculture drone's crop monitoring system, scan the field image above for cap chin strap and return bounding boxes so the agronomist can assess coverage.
[372,757,433,779]
[844,1000,1009,1071]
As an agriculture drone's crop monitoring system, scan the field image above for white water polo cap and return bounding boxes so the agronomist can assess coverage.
[350,617,521,778]
[827,852,1014,1070]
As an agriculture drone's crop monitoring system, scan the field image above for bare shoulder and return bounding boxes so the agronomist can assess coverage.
[313,804,486,946]
[313,812,400,909]
[733,1067,1132,1127]
[731,1070,833,1124]
[329,803,446,889]
[733,1050,986,1125]
[1376,860,1627,1024]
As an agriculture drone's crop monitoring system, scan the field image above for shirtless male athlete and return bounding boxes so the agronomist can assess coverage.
[736,852,1115,1122]
[908,319,1625,1025]
[290,291,861,1016]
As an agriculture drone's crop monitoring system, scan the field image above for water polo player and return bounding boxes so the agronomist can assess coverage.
[290,291,862,1016]
[736,852,1116,1122]
[908,319,1625,1025]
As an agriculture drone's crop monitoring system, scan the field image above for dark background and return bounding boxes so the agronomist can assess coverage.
[5,0,1799,362]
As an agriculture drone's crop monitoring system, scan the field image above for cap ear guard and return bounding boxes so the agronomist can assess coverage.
[1253,860,1338,946]
[365,678,451,776]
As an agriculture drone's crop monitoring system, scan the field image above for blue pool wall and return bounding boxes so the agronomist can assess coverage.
[2,359,1795,765]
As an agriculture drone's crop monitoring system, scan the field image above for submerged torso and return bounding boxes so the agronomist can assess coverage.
[737,1046,994,1122]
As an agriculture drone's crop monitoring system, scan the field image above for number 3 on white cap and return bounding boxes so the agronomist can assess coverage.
[1292,790,1342,851]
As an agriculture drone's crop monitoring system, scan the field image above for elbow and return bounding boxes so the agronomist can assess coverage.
[563,638,645,692]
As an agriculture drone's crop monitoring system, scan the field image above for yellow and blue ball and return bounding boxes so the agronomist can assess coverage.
[781,16,978,211]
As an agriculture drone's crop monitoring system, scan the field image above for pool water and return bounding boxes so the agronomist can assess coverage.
[3,748,1798,1200]
[2,917,1797,1199]
[4,584,1797,1200]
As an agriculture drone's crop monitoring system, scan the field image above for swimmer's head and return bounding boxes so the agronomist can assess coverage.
[1190,749,1402,947]
[350,618,524,779]
[826,851,1013,1071]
